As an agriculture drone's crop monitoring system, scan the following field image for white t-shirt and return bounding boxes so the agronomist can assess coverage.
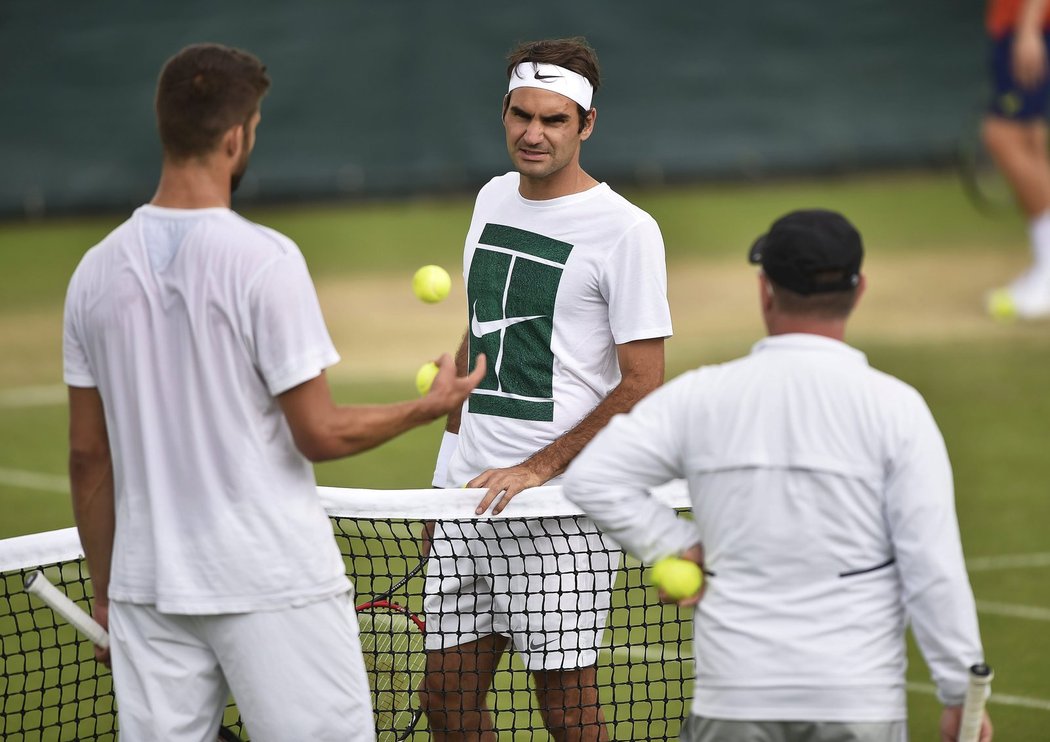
[446,173,672,486]
[63,205,350,613]
[565,334,984,721]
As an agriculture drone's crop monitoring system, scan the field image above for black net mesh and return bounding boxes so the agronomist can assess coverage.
[1,512,693,741]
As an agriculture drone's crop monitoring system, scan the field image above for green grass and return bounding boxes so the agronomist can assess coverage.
[864,339,1050,555]
[1,171,1047,739]
[631,172,1026,258]
[0,171,1026,312]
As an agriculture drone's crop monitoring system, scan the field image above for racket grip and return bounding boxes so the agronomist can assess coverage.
[958,663,992,742]
[25,570,110,649]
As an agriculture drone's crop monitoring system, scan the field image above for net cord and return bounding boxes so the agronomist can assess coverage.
[0,481,689,570]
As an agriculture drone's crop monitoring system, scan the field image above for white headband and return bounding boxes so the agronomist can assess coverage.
[507,62,594,110]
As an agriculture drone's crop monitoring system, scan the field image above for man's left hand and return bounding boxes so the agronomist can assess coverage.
[469,464,547,515]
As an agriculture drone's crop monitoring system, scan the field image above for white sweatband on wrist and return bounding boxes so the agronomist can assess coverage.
[508,62,593,110]
[431,431,459,488]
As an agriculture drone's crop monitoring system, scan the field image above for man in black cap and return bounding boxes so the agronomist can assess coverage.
[563,210,992,742]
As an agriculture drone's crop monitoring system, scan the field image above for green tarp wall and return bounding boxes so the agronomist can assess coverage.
[0,1,986,216]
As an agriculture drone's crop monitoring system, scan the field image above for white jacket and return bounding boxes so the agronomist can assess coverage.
[564,333,984,722]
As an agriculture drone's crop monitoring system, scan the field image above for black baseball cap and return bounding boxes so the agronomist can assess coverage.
[747,209,863,295]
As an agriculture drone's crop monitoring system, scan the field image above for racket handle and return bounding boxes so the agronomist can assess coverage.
[25,570,110,649]
[958,663,992,742]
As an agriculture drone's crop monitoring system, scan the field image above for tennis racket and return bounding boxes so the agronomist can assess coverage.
[24,570,243,741]
[959,663,993,742]
[355,560,427,741]
[957,109,1015,215]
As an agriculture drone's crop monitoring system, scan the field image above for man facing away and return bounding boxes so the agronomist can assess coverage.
[421,37,672,741]
[565,210,992,742]
[64,43,483,741]
[984,0,1050,318]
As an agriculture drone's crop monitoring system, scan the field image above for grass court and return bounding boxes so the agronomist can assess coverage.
[1,171,1048,739]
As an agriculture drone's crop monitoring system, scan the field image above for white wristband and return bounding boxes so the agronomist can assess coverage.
[431,431,459,488]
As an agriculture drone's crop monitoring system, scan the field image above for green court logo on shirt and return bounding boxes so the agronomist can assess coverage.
[467,223,572,421]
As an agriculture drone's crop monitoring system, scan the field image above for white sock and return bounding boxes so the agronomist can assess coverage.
[1027,211,1050,274]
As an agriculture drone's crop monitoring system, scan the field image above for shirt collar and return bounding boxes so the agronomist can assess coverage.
[750,333,868,365]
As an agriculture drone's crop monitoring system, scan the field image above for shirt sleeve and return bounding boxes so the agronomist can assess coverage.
[564,372,700,563]
[884,391,984,705]
[601,216,673,345]
[63,266,96,388]
[248,248,341,396]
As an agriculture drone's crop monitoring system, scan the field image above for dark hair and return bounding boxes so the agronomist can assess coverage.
[155,43,271,160]
[769,277,859,319]
[506,37,600,132]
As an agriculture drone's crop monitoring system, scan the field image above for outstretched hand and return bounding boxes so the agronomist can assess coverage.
[422,353,486,418]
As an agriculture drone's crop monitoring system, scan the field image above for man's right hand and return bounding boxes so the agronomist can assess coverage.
[421,353,486,418]
[279,353,486,462]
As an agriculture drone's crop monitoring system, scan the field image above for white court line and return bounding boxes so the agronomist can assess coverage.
[968,553,1050,571]
[907,682,1050,712]
[0,384,66,408]
[0,467,69,494]
[976,600,1050,622]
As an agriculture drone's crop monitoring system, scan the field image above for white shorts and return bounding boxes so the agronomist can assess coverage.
[109,592,376,742]
[423,516,617,672]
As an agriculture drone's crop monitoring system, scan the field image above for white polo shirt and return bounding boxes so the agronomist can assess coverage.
[564,333,984,722]
[63,205,350,613]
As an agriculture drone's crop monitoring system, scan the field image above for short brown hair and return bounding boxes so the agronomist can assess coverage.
[506,37,600,131]
[769,279,859,319]
[155,43,270,160]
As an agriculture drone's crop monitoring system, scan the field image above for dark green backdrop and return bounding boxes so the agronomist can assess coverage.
[0,1,985,216]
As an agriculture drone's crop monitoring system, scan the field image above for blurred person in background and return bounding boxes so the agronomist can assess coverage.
[984,0,1050,319]
[64,42,483,741]
[420,36,672,741]
[565,210,991,742]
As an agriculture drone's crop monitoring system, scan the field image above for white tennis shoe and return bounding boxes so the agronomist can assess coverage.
[987,267,1050,320]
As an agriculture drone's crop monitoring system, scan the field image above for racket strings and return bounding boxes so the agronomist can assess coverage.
[358,606,425,738]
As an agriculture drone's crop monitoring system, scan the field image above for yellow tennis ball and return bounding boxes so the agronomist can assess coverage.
[986,288,1017,322]
[999,92,1022,117]
[651,557,703,601]
[415,362,440,396]
[412,265,451,303]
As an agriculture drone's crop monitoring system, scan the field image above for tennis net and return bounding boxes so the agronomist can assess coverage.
[1,483,694,741]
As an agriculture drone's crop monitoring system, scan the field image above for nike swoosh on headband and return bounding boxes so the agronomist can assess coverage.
[508,62,593,110]
[470,301,545,337]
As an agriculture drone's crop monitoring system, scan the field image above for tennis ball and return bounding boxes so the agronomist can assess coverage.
[986,288,1017,322]
[650,557,703,601]
[999,92,1022,117]
[415,362,440,396]
[412,265,451,303]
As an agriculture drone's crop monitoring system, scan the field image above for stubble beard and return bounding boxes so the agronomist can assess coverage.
[513,148,567,182]
[231,151,251,193]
